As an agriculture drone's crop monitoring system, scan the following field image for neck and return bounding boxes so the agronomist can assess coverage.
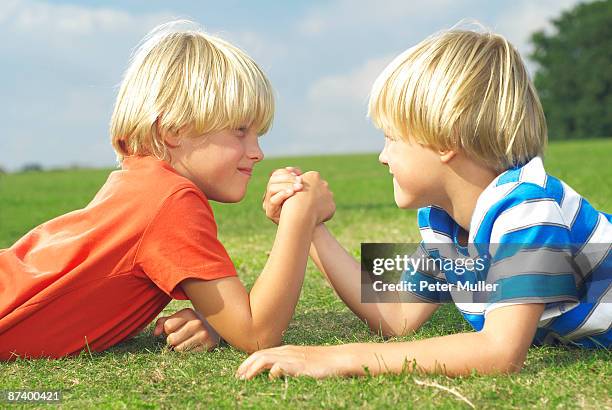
[437,156,498,232]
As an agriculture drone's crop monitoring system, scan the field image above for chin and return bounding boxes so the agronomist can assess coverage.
[214,194,245,203]
[394,200,414,209]
[393,179,417,209]
[394,192,421,209]
[214,189,247,203]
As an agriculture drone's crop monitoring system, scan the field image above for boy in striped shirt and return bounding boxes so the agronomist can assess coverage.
[236,27,611,379]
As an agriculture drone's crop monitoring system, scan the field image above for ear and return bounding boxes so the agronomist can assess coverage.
[438,149,457,164]
[155,118,181,148]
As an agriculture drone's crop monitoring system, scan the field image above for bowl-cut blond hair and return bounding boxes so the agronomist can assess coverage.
[110,20,274,162]
[368,27,547,171]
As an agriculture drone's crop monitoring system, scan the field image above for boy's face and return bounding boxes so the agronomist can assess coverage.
[167,125,264,203]
[378,136,446,209]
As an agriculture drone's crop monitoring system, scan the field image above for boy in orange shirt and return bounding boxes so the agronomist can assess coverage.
[0,21,334,359]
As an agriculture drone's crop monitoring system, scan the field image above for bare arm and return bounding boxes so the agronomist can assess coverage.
[236,303,545,378]
[184,172,334,353]
[310,224,439,336]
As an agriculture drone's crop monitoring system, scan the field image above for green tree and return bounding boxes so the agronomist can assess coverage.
[530,0,612,140]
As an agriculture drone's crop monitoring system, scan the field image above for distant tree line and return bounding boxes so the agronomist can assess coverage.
[530,0,612,139]
[0,163,95,174]
[20,163,44,172]
[0,163,44,174]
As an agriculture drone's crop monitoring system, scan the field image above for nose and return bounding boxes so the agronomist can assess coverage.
[378,142,389,166]
[248,136,264,163]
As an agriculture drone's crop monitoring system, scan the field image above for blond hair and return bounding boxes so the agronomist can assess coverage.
[368,27,547,171]
[110,20,274,162]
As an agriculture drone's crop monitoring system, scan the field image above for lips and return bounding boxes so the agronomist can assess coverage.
[238,167,253,176]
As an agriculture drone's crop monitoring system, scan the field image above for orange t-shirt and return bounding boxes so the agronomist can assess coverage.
[0,156,237,360]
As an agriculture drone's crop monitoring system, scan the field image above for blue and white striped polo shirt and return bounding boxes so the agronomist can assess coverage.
[403,156,611,348]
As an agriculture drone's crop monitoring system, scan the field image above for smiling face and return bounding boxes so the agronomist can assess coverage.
[378,136,447,209]
[166,126,264,203]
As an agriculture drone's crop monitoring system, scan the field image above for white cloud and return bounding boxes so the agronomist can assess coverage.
[494,0,585,56]
[1,0,166,35]
[307,55,393,105]
[0,1,176,77]
[297,0,456,37]
[0,1,284,171]
[223,30,289,70]
[276,0,594,157]
[271,56,395,156]
[0,0,596,170]
[0,1,175,170]
[296,0,588,54]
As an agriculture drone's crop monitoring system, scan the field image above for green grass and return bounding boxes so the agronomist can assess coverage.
[1,139,611,409]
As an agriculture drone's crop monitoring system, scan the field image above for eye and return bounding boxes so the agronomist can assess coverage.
[232,127,246,137]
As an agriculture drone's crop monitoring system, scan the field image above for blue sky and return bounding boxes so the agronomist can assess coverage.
[0,0,587,170]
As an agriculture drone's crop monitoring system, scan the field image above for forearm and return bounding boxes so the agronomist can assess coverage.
[310,225,415,336]
[247,207,317,347]
[333,331,525,377]
[184,211,316,353]
[309,225,361,304]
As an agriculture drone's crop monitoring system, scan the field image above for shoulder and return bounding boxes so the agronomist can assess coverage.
[473,159,609,245]
[471,157,570,244]
[150,188,216,234]
[98,157,215,240]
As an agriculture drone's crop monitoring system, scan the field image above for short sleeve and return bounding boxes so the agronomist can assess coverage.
[135,188,237,299]
[400,243,453,303]
[484,191,580,316]
[410,207,457,303]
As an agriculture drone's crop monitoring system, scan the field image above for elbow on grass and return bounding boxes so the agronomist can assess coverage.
[478,330,529,375]
[234,332,283,354]
[447,353,526,377]
[494,353,526,375]
[367,321,419,339]
[483,346,527,375]
[479,359,524,376]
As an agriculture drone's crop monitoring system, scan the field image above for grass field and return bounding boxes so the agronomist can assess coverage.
[1,139,611,409]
